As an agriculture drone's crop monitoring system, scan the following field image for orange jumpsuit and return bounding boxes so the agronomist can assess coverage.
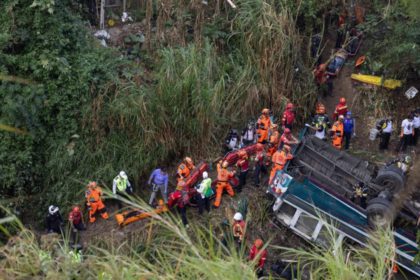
[213,163,235,208]
[177,163,194,182]
[257,115,271,143]
[331,121,344,149]
[232,220,246,242]
[85,186,109,223]
[269,150,293,184]
[267,130,280,157]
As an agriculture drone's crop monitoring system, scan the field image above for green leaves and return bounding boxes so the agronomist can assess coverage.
[30,0,55,14]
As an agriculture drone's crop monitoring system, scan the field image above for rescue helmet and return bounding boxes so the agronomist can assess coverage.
[238,150,247,158]
[185,157,193,165]
[286,103,294,110]
[271,123,278,129]
[119,171,128,180]
[338,115,344,121]
[262,108,270,115]
[319,63,327,71]
[202,171,208,179]
[73,206,80,212]
[88,181,97,188]
[254,238,264,249]
[405,156,412,164]
[233,212,243,221]
[284,128,291,134]
[339,97,346,103]
[222,160,229,168]
[283,145,291,153]
[49,205,59,215]
[256,143,264,151]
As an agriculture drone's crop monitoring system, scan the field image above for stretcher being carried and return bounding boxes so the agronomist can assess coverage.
[116,163,209,226]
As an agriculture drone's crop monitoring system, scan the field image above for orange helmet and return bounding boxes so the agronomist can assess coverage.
[254,239,264,249]
[256,143,264,151]
[316,103,326,114]
[284,128,291,134]
[238,150,248,159]
[319,63,327,71]
[262,108,270,115]
[184,157,193,165]
[73,206,80,212]
[339,97,346,103]
[87,181,97,188]
[222,160,229,168]
[283,145,291,152]
[286,103,294,110]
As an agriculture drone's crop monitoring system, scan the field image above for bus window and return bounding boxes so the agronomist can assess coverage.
[294,212,319,237]
[276,203,297,225]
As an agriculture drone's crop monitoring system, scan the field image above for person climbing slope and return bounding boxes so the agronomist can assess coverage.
[112,170,133,209]
[213,160,235,208]
[282,103,295,130]
[177,157,195,182]
[256,108,271,144]
[148,166,169,205]
[85,181,109,223]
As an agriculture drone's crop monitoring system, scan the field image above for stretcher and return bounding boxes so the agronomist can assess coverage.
[115,200,168,226]
[351,73,402,90]
[326,49,348,77]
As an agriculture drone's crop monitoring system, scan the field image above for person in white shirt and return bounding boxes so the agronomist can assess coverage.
[378,117,393,151]
[413,109,420,146]
[398,114,414,152]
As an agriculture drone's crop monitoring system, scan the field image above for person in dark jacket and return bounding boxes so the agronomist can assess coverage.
[343,111,355,150]
[46,205,64,234]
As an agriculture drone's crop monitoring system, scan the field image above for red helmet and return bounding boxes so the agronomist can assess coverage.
[73,206,80,212]
[256,143,264,151]
[339,97,346,103]
[284,128,291,134]
[254,239,264,249]
[286,103,294,110]
[238,150,247,159]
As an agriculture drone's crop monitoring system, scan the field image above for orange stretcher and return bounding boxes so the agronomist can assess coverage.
[115,200,168,227]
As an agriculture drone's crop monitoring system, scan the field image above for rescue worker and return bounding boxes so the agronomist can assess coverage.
[177,157,195,182]
[232,212,246,246]
[330,115,344,149]
[253,143,267,188]
[351,182,368,208]
[335,10,347,49]
[256,108,271,144]
[213,160,235,208]
[311,103,331,140]
[46,205,64,234]
[413,109,419,146]
[69,206,86,231]
[85,181,109,223]
[377,117,393,151]
[333,97,348,120]
[282,103,295,130]
[236,150,249,193]
[112,171,133,209]
[241,121,257,147]
[269,145,293,184]
[224,129,240,153]
[196,171,213,214]
[168,181,189,227]
[267,124,280,158]
[343,111,355,150]
[248,238,268,278]
[398,114,414,152]
[278,128,299,150]
[148,166,169,205]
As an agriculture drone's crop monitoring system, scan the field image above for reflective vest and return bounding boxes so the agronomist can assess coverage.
[116,177,128,192]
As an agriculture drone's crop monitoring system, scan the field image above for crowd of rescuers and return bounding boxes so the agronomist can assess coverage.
[45,102,416,277]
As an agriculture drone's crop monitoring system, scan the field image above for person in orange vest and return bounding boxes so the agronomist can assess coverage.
[177,157,195,182]
[85,181,109,223]
[257,108,271,144]
[248,239,268,278]
[232,212,246,246]
[253,143,267,188]
[282,103,295,130]
[213,160,236,208]
[266,124,280,158]
[331,115,344,149]
[236,150,249,193]
[269,145,293,184]
[333,97,348,120]
[278,128,299,150]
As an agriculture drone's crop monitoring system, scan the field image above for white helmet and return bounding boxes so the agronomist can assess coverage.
[119,171,128,179]
[202,171,208,179]
[233,212,243,221]
[49,205,59,215]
